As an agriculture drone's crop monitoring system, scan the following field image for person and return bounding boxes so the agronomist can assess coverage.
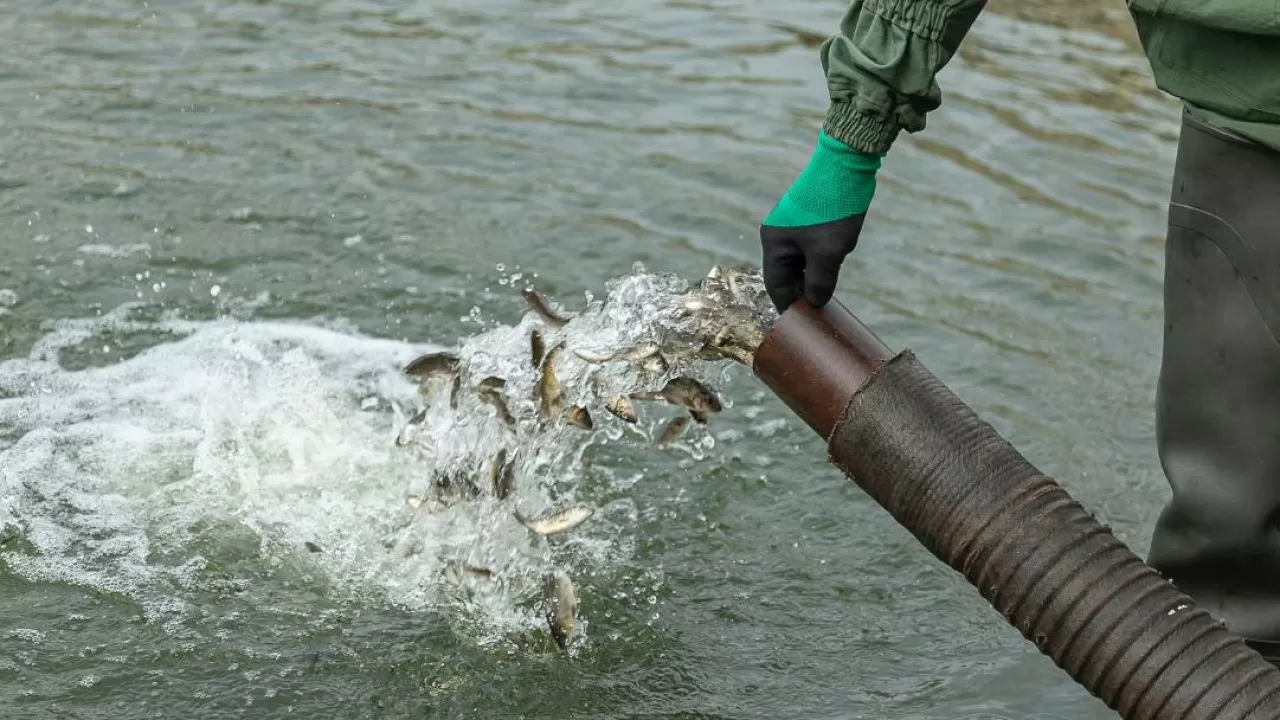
[759,0,1280,664]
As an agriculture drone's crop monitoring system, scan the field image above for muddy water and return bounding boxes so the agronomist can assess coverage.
[0,1,1181,718]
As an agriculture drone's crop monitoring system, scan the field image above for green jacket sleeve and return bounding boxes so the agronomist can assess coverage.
[821,0,988,154]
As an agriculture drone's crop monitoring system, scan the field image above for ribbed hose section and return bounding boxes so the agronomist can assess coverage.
[827,351,1280,720]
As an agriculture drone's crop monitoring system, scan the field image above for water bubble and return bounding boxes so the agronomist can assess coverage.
[210,285,222,298]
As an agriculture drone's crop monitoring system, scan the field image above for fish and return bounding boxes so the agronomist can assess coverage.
[688,409,710,425]
[394,407,429,446]
[477,376,516,428]
[406,494,447,513]
[448,374,462,410]
[588,370,639,424]
[573,344,668,375]
[565,405,594,430]
[513,504,595,535]
[543,569,577,650]
[653,415,692,447]
[522,288,570,327]
[489,449,516,500]
[530,328,547,370]
[304,541,323,554]
[631,376,722,415]
[667,270,769,366]
[428,470,480,506]
[708,331,756,366]
[537,344,566,422]
[604,395,638,424]
[403,350,461,380]
[721,265,758,301]
[767,21,828,49]
[444,560,495,584]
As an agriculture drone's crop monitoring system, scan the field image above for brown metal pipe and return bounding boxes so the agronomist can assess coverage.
[751,299,893,439]
[751,297,1280,719]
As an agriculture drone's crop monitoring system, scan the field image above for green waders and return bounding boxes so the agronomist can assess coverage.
[1147,108,1280,663]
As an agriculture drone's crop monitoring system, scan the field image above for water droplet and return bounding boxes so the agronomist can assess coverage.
[85,225,93,233]
[210,285,222,298]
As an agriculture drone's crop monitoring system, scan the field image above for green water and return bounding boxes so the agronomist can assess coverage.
[0,2,1183,718]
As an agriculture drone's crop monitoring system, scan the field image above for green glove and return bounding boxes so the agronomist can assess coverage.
[760,131,883,311]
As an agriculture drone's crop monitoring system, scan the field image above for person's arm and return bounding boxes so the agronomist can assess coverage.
[760,0,988,312]
[822,0,989,154]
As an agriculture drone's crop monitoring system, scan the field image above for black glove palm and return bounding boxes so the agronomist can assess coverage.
[760,213,866,313]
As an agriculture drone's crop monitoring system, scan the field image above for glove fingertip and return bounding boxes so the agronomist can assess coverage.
[767,284,802,315]
[803,284,836,308]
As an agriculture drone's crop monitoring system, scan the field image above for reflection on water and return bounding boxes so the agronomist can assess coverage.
[0,1,1179,718]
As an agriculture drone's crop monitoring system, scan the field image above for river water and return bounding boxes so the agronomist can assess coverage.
[0,1,1183,718]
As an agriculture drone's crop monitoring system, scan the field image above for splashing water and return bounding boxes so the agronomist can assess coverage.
[0,263,774,649]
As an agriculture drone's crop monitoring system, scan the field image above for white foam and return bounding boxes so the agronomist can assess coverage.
[0,266,766,648]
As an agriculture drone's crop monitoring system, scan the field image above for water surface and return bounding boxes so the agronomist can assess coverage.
[0,1,1182,718]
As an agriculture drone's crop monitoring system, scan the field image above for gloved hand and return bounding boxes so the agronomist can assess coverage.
[760,130,883,313]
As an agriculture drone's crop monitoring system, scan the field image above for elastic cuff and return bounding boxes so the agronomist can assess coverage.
[824,102,899,155]
[864,0,956,44]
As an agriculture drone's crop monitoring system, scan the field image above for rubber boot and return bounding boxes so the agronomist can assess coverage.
[1146,107,1280,663]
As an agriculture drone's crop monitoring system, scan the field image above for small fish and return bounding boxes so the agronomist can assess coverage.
[605,395,638,424]
[573,344,662,365]
[522,288,570,327]
[448,374,462,410]
[721,265,757,299]
[710,337,755,366]
[538,344,566,422]
[477,376,516,427]
[543,569,577,650]
[514,504,595,535]
[689,409,710,425]
[653,415,692,447]
[565,405,593,430]
[530,329,547,370]
[489,449,516,500]
[444,560,495,584]
[394,407,429,446]
[406,495,447,513]
[304,541,323,554]
[632,376,722,415]
[403,350,460,380]
[433,471,480,504]
[767,21,828,48]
